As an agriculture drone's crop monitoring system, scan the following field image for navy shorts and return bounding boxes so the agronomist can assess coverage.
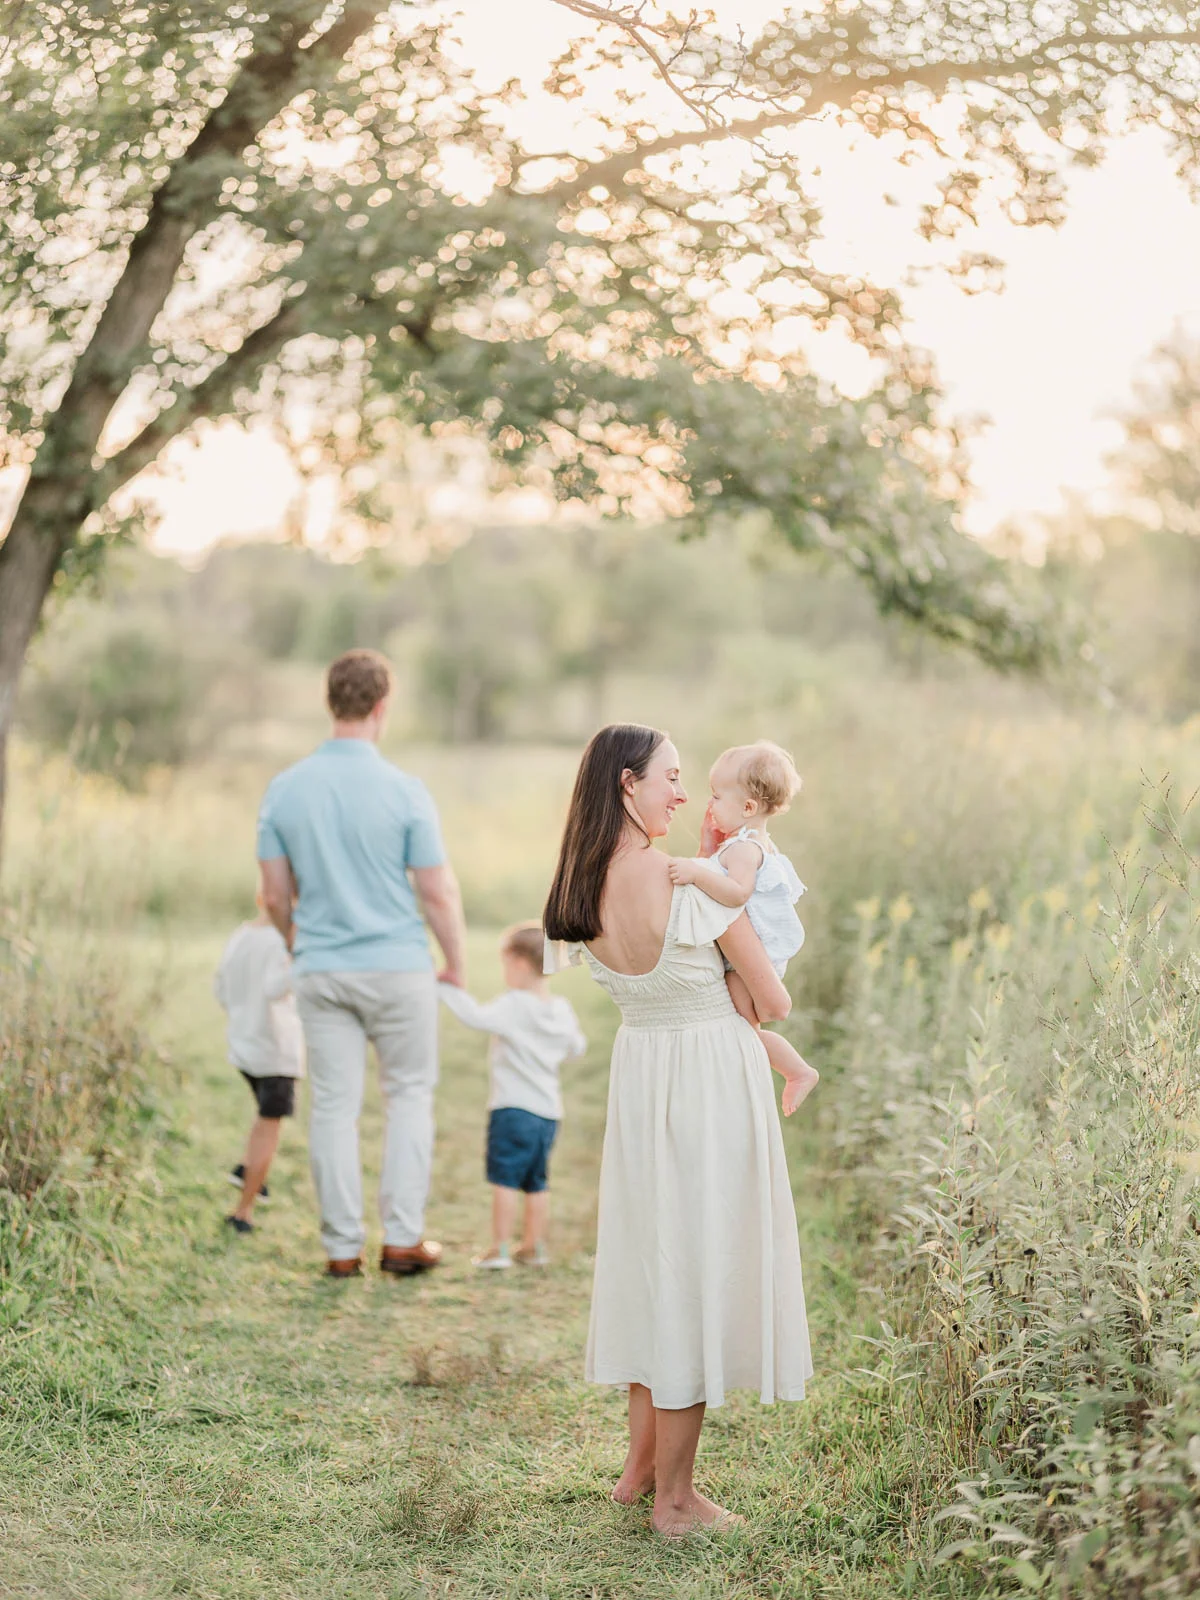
[486,1107,558,1194]
[240,1072,296,1119]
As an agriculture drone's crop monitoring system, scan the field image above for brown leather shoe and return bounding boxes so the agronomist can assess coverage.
[325,1256,363,1278]
[380,1240,443,1276]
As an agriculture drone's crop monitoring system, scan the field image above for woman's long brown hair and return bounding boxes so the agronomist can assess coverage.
[543,724,667,944]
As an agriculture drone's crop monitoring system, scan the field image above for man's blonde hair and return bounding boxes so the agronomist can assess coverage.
[728,740,802,817]
[502,920,545,970]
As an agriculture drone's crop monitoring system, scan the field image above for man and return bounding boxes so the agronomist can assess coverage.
[257,649,466,1279]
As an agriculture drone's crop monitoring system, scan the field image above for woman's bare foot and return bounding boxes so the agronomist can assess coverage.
[652,1489,745,1539]
[611,1461,656,1505]
[781,1062,819,1116]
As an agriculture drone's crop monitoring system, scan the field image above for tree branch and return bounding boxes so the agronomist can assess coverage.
[548,0,719,126]
[42,2,388,483]
[528,27,1200,200]
[98,298,309,498]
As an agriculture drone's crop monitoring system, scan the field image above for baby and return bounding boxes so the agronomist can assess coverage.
[668,741,819,1115]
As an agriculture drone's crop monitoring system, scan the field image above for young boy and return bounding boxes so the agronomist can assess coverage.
[438,921,585,1269]
[213,893,305,1234]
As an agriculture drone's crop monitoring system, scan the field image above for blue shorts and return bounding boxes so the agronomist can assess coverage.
[486,1107,558,1194]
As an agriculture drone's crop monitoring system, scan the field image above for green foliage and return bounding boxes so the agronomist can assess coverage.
[0,924,161,1202]
[829,785,1200,1596]
[19,609,221,782]
[12,3,1194,668]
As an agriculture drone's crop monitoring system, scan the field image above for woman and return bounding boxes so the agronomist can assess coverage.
[544,724,811,1538]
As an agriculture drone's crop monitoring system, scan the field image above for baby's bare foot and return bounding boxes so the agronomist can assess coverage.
[782,1064,819,1117]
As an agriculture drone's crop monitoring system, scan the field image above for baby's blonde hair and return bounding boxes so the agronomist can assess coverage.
[502,920,545,970]
[725,741,802,817]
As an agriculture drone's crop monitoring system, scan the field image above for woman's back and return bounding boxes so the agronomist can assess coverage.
[586,845,675,977]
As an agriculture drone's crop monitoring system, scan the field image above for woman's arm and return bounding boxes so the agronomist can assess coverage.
[717,914,791,1023]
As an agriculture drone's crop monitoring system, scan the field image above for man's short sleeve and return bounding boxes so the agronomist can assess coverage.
[404,780,446,869]
[256,781,286,861]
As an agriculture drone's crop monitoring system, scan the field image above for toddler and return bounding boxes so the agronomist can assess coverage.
[668,740,819,1114]
[439,921,586,1269]
[213,892,305,1234]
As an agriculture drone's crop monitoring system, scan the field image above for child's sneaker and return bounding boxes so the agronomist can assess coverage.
[472,1247,512,1270]
[225,1215,254,1235]
[514,1243,550,1268]
[227,1164,270,1202]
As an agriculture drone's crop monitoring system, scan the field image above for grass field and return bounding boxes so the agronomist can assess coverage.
[0,925,970,1600]
[5,679,1200,1598]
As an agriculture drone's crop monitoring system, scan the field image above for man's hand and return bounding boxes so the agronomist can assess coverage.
[667,856,702,886]
[413,863,467,992]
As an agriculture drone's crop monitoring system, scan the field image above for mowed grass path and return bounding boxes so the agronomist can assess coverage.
[3,930,971,1600]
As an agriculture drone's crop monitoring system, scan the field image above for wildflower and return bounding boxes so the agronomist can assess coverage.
[950,936,973,968]
[968,886,992,915]
[985,923,1012,953]
[888,893,914,926]
[1043,886,1068,916]
[902,955,919,987]
[854,896,881,923]
[864,941,886,972]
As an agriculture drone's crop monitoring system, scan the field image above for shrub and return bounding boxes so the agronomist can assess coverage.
[0,917,162,1201]
[19,610,219,782]
[829,786,1200,1596]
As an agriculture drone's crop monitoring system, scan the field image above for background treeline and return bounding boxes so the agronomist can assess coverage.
[18,508,1200,787]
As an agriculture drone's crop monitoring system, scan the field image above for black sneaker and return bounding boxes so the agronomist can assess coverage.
[227,1165,269,1202]
[225,1215,254,1235]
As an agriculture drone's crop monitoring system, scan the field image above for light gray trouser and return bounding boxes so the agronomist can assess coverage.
[295,971,438,1260]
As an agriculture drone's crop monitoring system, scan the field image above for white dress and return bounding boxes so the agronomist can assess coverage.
[552,883,812,1410]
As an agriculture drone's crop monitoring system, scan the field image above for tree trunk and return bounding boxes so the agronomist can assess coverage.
[0,479,84,855]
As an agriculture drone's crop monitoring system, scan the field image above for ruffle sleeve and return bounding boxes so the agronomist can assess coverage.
[543,938,585,976]
[757,851,806,903]
[673,883,745,948]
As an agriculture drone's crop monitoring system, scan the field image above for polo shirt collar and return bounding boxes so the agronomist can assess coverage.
[320,738,381,756]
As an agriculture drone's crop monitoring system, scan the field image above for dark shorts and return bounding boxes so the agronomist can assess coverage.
[240,1072,296,1119]
[486,1107,558,1194]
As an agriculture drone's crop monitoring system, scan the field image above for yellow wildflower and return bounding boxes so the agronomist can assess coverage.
[854,896,881,923]
[1043,886,1068,916]
[968,886,993,915]
[864,941,886,972]
[985,923,1012,953]
[889,893,914,926]
[950,936,973,968]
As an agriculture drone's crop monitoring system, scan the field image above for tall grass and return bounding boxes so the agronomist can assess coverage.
[0,910,166,1330]
[831,779,1200,1596]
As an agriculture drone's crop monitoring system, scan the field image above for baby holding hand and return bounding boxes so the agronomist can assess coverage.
[669,740,819,1115]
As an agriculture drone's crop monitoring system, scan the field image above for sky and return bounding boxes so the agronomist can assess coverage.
[142,1,1200,557]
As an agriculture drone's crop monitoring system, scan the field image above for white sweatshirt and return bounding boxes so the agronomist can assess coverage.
[214,922,305,1079]
[438,984,586,1122]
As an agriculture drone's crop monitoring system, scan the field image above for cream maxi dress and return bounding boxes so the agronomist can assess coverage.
[551,883,812,1410]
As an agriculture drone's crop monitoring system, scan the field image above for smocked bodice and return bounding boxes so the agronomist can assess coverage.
[547,884,743,1031]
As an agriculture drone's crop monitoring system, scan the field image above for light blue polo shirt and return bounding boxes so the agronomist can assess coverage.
[256,740,446,975]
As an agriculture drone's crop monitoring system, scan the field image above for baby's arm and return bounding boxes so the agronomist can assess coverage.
[667,839,760,907]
